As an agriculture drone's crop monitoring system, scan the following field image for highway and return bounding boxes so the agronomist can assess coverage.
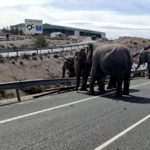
[0,77,150,150]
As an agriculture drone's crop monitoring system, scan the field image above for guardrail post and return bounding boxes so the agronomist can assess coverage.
[16,88,21,102]
[16,50,19,57]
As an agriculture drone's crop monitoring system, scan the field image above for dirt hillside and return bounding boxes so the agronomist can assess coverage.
[0,37,82,49]
[113,36,150,53]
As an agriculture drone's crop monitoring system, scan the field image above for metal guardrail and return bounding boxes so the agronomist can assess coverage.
[131,69,147,74]
[0,41,98,55]
[0,69,147,102]
[0,37,26,41]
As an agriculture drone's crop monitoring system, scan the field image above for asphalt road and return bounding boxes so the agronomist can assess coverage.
[0,77,150,150]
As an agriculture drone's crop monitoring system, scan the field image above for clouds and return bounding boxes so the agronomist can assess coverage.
[1,0,150,39]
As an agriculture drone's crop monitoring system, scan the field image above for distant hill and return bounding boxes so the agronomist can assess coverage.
[113,37,150,53]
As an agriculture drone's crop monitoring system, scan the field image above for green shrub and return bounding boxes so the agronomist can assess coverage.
[0,44,5,49]
[32,56,38,61]
[53,54,58,58]
[39,55,43,60]
[21,86,44,94]
[22,53,30,60]
[20,61,24,65]
[91,35,96,40]
[0,55,4,63]
[12,61,15,65]
[133,42,137,45]
[33,35,48,48]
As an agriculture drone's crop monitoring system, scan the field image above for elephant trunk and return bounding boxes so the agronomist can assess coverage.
[135,60,141,70]
[74,61,82,91]
[62,67,65,78]
[62,62,67,78]
[82,64,91,89]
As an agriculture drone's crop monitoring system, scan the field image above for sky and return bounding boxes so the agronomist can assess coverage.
[1,0,150,39]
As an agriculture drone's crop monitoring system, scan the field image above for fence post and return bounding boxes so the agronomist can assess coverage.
[16,88,21,102]
[62,46,64,51]
[37,49,38,55]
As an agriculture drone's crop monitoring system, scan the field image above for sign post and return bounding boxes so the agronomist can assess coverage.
[25,19,43,54]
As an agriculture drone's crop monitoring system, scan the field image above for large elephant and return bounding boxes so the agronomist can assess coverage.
[135,51,150,78]
[86,43,133,97]
[62,57,75,78]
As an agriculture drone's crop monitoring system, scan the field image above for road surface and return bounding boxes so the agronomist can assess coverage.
[0,77,150,150]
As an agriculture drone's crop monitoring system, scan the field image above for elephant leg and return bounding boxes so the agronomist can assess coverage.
[107,76,116,89]
[98,72,106,94]
[96,74,100,91]
[107,76,113,89]
[62,62,68,78]
[75,67,82,91]
[123,73,130,95]
[87,68,97,95]
[80,67,88,91]
[82,64,91,91]
[69,71,74,77]
[112,79,116,88]
[147,65,150,79]
[114,77,123,97]
[62,66,66,78]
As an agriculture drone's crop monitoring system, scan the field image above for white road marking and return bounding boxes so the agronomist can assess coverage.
[0,81,150,124]
[94,114,150,150]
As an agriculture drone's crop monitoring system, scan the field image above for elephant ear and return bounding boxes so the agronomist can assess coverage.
[87,43,93,58]
[140,51,146,62]
[74,51,78,58]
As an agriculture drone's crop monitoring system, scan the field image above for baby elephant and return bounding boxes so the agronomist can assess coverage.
[62,57,75,78]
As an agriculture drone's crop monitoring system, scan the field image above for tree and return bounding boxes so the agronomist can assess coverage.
[91,35,96,40]
[14,27,19,35]
[19,29,24,35]
[6,26,9,33]
[10,27,15,34]
[2,27,6,33]
[33,35,48,48]
[6,34,9,40]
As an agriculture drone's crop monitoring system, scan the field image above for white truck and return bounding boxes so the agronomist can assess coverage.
[50,32,66,39]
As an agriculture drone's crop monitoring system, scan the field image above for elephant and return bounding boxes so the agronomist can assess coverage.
[74,48,88,91]
[62,57,75,78]
[74,47,116,91]
[86,43,133,97]
[135,51,150,78]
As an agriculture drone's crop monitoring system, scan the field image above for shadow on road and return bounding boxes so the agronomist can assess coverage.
[82,88,150,104]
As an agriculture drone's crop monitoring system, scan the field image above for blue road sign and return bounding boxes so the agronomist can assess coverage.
[36,26,42,31]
